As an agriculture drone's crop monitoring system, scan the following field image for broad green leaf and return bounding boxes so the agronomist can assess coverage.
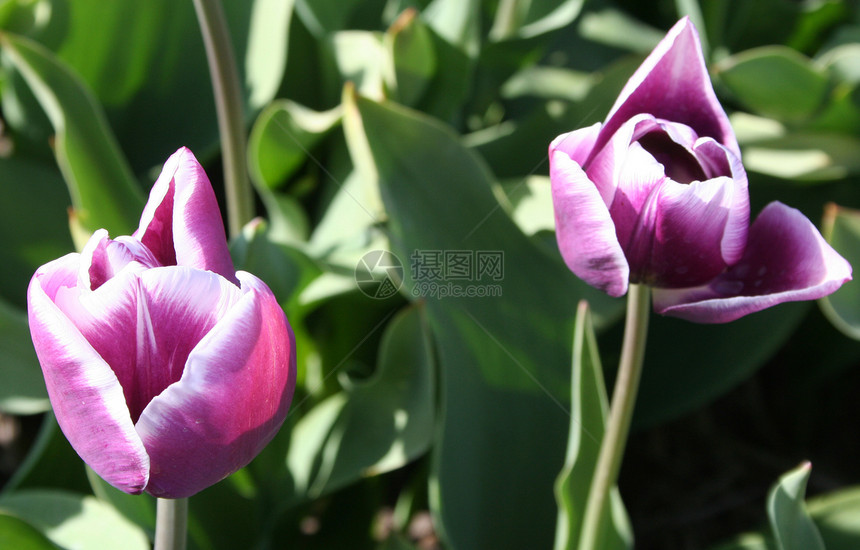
[423,0,479,57]
[0,32,143,236]
[44,0,257,170]
[817,43,860,84]
[499,66,595,102]
[1,414,90,496]
[0,297,48,414]
[811,82,860,135]
[245,0,294,110]
[288,304,435,498]
[717,47,829,122]
[85,467,156,538]
[0,0,49,36]
[324,30,386,100]
[306,169,386,267]
[343,87,622,549]
[294,0,364,37]
[384,9,436,106]
[501,175,555,237]
[714,485,860,550]
[577,9,664,54]
[742,133,860,181]
[0,512,57,550]
[820,204,860,340]
[489,0,584,41]
[230,218,322,313]
[767,463,825,550]
[554,301,631,550]
[808,486,860,548]
[248,99,342,191]
[0,490,149,550]
[0,155,73,308]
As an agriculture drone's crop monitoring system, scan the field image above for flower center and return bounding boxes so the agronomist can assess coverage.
[638,131,707,184]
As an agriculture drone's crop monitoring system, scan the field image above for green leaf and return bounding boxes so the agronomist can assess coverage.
[248,99,342,191]
[0,297,49,414]
[808,486,860,548]
[554,301,631,550]
[423,0,480,57]
[288,304,435,498]
[577,9,665,54]
[0,31,143,236]
[489,0,584,41]
[767,463,825,550]
[230,219,322,314]
[342,87,622,549]
[1,414,90,497]
[500,175,555,237]
[324,30,386,100]
[85,467,156,538]
[384,9,436,107]
[245,0,295,110]
[0,512,58,550]
[820,203,860,340]
[0,490,149,550]
[717,47,829,122]
[0,155,74,308]
[742,132,860,181]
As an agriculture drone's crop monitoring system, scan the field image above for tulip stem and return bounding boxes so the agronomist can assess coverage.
[154,498,188,550]
[579,283,650,549]
[192,0,254,239]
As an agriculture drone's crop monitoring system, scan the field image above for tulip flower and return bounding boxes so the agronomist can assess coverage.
[549,17,851,323]
[27,148,296,498]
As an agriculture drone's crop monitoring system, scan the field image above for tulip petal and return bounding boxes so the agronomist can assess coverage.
[54,267,241,423]
[550,126,629,296]
[643,173,748,287]
[136,272,295,498]
[653,202,852,323]
[135,147,237,283]
[28,258,149,494]
[595,17,738,161]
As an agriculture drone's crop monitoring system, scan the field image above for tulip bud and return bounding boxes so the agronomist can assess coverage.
[549,18,851,323]
[27,148,296,498]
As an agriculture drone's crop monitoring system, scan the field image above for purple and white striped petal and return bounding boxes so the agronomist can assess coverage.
[136,271,296,498]
[653,202,853,323]
[28,257,149,494]
[134,147,237,284]
[550,125,629,297]
[593,17,738,162]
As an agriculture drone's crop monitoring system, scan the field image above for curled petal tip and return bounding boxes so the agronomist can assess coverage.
[136,147,237,283]
[653,202,852,323]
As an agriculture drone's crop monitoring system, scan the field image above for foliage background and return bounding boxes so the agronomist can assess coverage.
[1,0,860,548]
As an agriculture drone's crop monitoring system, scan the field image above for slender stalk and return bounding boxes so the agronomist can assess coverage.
[579,284,651,549]
[154,498,188,550]
[192,0,254,239]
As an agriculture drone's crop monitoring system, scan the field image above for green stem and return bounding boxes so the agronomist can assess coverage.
[579,284,650,549]
[192,0,254,239]
[154,498,188,550]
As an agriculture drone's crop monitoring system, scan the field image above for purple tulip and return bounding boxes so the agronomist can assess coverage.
[549,17,851,323]
[27,148,296,498]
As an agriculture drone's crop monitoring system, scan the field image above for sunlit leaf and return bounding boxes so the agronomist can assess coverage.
[0,490,150,550]
[0,31,143,236]
[554,301,631,550]
[717,46,829,122]
[767,463,825,550]
[820,203,860,340]
[288,304,435,498]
